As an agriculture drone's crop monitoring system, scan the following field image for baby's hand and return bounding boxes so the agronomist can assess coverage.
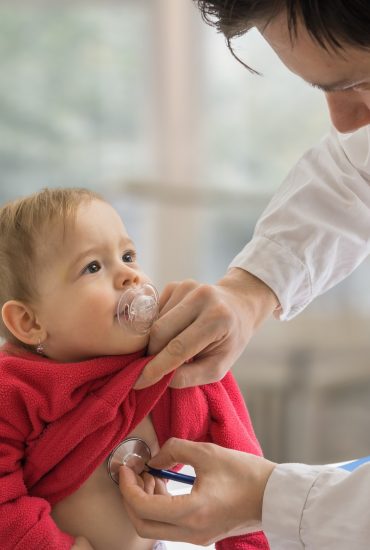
[71,536,95,550]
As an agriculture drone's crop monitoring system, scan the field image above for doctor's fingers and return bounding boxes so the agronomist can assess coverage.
[120,479,215,546]
[120,465,194,522]
[136,293,234,389]
[123,487,259,546]
[157,279,201,314]
[148,438,213,472]
[150,281,233,356]
[146,279,200,354]
[124,504,215,546]
[169,342,240,388]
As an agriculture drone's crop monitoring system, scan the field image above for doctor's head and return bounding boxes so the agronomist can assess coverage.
[0,188,153,362]
[195,1,370,133]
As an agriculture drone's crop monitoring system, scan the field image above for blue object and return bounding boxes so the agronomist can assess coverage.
[107,437,196,486]
[339,455,370,472]
[147,466,196,485]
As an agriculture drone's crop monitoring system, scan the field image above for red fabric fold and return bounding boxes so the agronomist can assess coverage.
[0,344,269,549]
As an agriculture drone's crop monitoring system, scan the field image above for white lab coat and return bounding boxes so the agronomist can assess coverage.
[230,125,370,320]
[263,462,370,549]
[230,125,370,548]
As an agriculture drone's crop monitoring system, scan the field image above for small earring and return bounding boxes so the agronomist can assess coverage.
[36,339,44,355]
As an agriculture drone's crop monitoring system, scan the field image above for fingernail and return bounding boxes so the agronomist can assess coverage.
[133,375,146,389]
[134,374,156,390]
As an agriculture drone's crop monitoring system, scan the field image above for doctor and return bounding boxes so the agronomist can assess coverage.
[124,1,370,548]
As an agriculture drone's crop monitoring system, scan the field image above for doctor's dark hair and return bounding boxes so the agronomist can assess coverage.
[194,1,370,62]
[0,187,103,347]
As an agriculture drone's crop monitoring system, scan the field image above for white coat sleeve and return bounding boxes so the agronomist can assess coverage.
[262,462,370,549]
[229,125,370,320]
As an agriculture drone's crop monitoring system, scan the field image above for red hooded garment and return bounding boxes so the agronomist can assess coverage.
[0,344,269,550]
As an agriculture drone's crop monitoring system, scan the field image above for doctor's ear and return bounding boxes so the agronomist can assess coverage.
[1,300,46,346]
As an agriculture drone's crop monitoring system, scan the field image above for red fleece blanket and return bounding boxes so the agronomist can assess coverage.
[0,345,269,549]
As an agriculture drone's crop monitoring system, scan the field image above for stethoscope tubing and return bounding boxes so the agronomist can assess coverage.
[107,436,196,486]
[146,466,195,485]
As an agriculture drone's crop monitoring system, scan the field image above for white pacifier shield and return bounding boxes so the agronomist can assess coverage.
[117,283,159,335]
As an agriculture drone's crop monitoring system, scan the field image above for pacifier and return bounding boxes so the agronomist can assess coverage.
[117,283,159,335]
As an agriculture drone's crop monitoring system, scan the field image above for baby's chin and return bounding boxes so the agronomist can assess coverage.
[115,333,150,355]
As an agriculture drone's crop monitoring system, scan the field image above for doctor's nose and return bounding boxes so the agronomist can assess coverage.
[325,90,370,133]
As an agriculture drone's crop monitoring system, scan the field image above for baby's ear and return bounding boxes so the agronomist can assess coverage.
[1,300,45,346]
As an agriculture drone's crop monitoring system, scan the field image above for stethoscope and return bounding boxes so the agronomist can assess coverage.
[112,284,196,486]
[107,437,196,486]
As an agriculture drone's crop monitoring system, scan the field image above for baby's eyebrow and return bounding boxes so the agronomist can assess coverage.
[121,238,135,248]
[71,238,136,266]
[70,247,100,268]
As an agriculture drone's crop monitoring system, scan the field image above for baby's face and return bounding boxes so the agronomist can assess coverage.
[33,199,152,362]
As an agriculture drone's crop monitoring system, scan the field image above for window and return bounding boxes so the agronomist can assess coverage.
[202,27,330,192]
[0,1,154,200]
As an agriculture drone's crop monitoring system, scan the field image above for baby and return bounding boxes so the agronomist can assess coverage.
[0,187,268,550]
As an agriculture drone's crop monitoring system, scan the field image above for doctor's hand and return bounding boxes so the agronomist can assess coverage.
[119,438,276,546]
[135,268,277,389]
[71,536,94,550]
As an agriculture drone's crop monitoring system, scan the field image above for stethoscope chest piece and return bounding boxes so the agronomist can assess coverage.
[108,436,196,486]
[108,437,151,484]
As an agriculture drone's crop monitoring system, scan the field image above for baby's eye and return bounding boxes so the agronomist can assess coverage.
[83,261,101,274]
[122,250,136,263]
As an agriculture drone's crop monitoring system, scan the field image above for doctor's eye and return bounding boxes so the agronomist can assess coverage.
[352,82,370,92]
[122,250,136,263]
[82,261,101,274]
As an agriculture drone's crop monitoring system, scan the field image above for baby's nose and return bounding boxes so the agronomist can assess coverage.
[116,265,140,288]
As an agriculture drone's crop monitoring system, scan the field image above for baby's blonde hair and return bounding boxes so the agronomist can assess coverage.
[0,187,103,344]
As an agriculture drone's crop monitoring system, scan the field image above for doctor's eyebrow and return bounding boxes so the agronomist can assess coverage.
[307,79,363,93]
